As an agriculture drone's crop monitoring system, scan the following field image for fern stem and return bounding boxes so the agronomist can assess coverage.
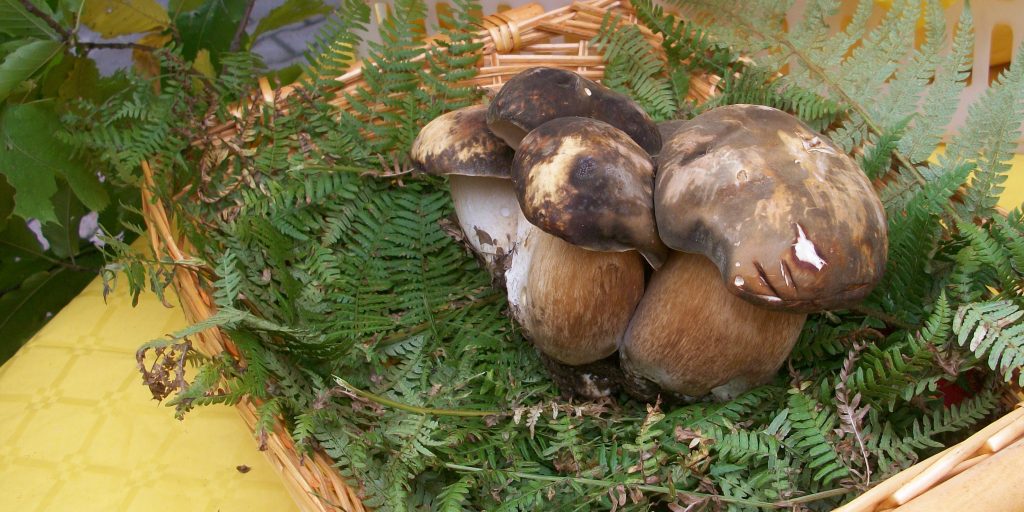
[776,487,854,506]
[719,6,927,186]
[333,377,501,417]
[851,305,916,330]
[444,463,850,508]
[375,292,504,347]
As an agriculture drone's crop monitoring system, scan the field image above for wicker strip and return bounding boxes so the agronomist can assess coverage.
[140,1,1024,510]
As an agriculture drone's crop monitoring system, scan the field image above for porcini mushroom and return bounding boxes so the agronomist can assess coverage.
[410,105,519,274]
[511,117,668,268]
[487,67,662,154]
[620,104,888,401]
[505,117,661,396]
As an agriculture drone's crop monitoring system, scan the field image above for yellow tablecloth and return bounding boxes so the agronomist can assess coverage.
[1,155,1022,512]
[0,276,297,511]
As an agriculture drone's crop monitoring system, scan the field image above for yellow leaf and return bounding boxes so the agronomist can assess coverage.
[132,31,171,79]
[192,49,215,79]
[81,0,170,38]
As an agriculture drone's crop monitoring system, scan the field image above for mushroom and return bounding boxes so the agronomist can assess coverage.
[511,117,668,268]
[487,67,662,154]
[410,105,519,275]
[505,117,659,396]
[620,104,888,401]
[505,212,643,386]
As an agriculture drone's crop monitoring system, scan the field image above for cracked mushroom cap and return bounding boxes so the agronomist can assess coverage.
[512,117,669,269]
[487,67,661,154]
[410,105,514,178]
[655,105,887,312]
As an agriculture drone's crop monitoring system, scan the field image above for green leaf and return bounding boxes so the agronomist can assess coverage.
[0,218,53,290]
[57,55,100,103]
[0,0,58,39]
[0,38,62,102]
[0,103,109,223]
[0,252,101,364]
[39,182,86,259]
[251,0,330,42]
[174,0,248,69]
[0,174,12,231]
[167,0,204,14]
[80,0,169,38]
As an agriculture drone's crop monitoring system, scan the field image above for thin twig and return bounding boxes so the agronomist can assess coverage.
[229,0,257,54]
[18,0,70,39]
[851,305,917,330]
[333,377,502,417]
[0,239,99,272]
[76,41,157,52]
[445,463,852,508]
[374,293,505,346]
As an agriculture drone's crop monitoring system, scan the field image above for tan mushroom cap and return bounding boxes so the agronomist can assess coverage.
[655,105,888,312]
[512,117,669,269]
[487,67,661,154]
[410,105,514,178]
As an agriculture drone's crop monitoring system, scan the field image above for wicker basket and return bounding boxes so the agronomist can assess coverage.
[139,1,1024,510]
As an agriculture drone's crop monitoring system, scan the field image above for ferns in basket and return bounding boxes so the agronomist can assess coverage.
[54,0,1024,509]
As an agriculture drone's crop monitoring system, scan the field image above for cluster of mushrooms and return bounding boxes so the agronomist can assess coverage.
[410,67,888,402]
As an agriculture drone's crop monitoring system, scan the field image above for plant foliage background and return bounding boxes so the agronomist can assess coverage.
[0,0,336,362]
[4,0,1024,510]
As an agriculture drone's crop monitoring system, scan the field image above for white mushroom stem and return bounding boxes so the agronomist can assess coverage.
[620,252,807,401]
[506,212,645,366]
[449,174,520,275]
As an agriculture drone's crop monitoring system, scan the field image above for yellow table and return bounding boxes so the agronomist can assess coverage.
[1,155,1022,512]
[0,276,297,511]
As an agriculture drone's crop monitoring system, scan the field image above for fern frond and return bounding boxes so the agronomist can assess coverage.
[899,5,974,162]
[592,12,677,121]
[785,391,850,487]
[954,301,1024,385]
[947,39,1024,217]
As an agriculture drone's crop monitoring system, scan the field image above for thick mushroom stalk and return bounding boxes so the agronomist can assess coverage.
[512,117,668,269]
[620,252,807,401]
[621,105,888,400]
[506,211,644,368]
[410,105,518,275]
[487,67,662,154]
[506,117,664,398]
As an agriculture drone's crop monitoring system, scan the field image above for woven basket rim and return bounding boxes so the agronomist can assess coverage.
[140,1,1024,511]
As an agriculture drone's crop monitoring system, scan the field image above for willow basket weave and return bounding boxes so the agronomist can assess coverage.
[139,1,1024,510]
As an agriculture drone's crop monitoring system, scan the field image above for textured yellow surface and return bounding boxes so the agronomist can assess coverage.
[0,276,298,512]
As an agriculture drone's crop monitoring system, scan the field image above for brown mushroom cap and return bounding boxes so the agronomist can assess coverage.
[487,67,661,154]
[655,104,887,312]
[656,119,690,141]
[410,105,514,178]
[512,117,669,269]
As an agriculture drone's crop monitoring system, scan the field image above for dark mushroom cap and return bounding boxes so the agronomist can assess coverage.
[512,117,668,269]
[410,105,514,178]
[655,104,888,312]
[487,67,661,154]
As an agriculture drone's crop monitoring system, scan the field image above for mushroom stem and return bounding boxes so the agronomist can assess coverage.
[449,174,520,275]
[620,252,807,401]
[506,216,645,395]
